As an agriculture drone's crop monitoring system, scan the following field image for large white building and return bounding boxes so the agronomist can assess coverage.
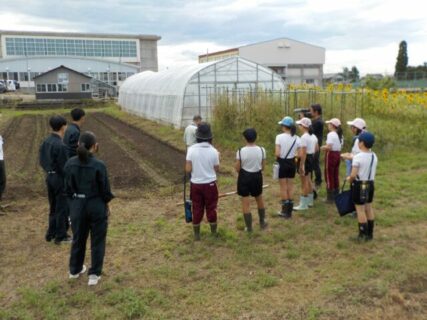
[199,38,325,87]
[0,30,161,89]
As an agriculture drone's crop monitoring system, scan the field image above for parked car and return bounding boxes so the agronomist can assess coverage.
[6,80,16,91]
[0,81,6,93]
[13,80,20,90]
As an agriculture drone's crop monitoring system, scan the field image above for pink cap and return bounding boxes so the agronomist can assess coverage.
[326,118,341,127]
[346,118,366,130]
[296,117,312,128]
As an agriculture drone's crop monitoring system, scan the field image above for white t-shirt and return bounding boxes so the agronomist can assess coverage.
[236,145,266,172]
[299,133,318,155]
[183,123,197,147]
[0,136,3,160]
[186,142,219,184]
[275,133,299,159]
[351,137,361,155]
[326,131,343,151]
[352,151,378,181]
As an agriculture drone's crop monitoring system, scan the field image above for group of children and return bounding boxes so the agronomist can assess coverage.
[39,109,114,286]
[184,104,378,242]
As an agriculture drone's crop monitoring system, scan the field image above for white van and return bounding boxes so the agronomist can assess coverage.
[6,80,16,91]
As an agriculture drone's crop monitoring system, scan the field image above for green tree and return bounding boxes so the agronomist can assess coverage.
[349,66,360,82]
[395,41,408,79]
[339,67,350,81]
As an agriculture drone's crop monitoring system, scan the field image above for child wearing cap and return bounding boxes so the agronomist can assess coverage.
[235,128,267,232]
[347,132,378,241]
[341,118,367,177]
[275,116,300,218]
[321,118,343,202]
[185,122,220,240]
[294,118,318,211]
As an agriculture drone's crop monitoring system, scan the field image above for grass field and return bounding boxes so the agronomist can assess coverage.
[0,104,426,320]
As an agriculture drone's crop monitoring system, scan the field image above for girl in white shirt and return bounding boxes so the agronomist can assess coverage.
[294,118,319,210]
[341,118,367,177]
[321,118,343,202]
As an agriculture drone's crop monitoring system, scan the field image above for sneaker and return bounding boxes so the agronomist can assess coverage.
[69,265,87,279]
[54,235,72,245]
[88,274,101,286]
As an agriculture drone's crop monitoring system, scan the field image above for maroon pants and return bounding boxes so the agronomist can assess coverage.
[325,151,341,190]
[191,181,218,225]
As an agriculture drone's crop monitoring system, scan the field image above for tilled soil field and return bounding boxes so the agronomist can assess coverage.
[1,112,186,199]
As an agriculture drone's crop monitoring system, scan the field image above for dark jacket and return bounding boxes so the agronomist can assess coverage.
[63,123,81,158]
[39,133,69,176]
[312,117,324,146]
[64,155,114,203]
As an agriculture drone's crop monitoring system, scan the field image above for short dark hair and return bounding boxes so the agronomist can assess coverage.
[193,115,202,122]
[49,115,67,131]
[243,128,257,143]
[71,108,86,121]
[310,104,322,115]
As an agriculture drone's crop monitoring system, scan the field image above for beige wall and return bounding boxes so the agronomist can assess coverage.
[34,67,91,92]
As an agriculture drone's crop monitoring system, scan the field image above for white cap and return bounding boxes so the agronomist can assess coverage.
[296,117,312,128]
[346,118,366,130]
[325,118,341,127]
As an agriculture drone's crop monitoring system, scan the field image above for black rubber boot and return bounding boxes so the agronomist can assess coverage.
[367,220,375,241]
[324,189,334,203]
[193,225,201,241]
[258,208,268,229]
[284,200,293,219]
[278,200,288,217]
[210,223,218,235]
[358,222,368,241]
[243,213,253,232]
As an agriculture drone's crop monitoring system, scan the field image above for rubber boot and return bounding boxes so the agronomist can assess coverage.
[284,200,293,219]
[324,189,334,203]
[307,193,314,207]
[367,220,375,241]
[294,196,309,211]
[193,225,201,241]
[243,213,253,232]
[278,200,288,217]
[258,208,268,229]
[357,222,368,242]
[210,223,218,236]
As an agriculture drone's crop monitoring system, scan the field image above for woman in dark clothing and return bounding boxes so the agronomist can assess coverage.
[64,131,114,286]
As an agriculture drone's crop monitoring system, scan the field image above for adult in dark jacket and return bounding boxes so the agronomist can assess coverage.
[39,115,70,244]
[65,131,114,286]
[63,108,85,158]
[310,104,324,189]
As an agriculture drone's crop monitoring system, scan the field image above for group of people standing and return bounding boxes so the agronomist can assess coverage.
[39,109,114,286]
[184,104,378,242]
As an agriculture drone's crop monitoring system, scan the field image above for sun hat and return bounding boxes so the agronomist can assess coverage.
[358,132,375,148]
[296,117,312,128]
[346,118,366,130]
[278,116,294,127]
[325,118,341,127]
[195,122,213,140]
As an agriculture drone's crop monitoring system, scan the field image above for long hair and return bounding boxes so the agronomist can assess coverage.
[77,131,97,163]
[336,126,343,143]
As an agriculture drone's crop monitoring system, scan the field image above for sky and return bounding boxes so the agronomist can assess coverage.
[0,0,426,75]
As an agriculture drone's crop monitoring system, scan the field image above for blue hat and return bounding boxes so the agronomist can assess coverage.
[278,116,294,127]
[358,131,375,148]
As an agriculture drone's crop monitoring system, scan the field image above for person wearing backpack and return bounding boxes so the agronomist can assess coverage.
[347,132,378,241]
[275,116,300,218]
[235,128,267,232]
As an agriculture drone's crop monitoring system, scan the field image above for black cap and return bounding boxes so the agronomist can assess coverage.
[196,122,213,140]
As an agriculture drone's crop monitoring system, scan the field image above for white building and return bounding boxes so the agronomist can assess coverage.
[0,30,161,89]
[199,38,325,87]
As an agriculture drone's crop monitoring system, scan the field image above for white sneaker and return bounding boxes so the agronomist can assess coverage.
[88,274,101,286]
[69,265,87,279]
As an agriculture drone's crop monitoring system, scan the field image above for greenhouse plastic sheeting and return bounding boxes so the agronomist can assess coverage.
[119,57,285,128]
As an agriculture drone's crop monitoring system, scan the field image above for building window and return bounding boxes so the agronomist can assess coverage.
[81,83,91,92]
[47,84,57,92]
[36,84,46,92]
[57,84,68,92]
[305,79,315,84]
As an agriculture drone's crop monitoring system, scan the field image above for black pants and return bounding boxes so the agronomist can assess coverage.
[46,174,68,240]
[0,160,5,200]
[313,150,322,185]
[69,197,108,276]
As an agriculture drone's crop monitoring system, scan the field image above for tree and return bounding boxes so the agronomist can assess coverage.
[349,66,360,82]
[395,41,408,78]
[339,67,350,81]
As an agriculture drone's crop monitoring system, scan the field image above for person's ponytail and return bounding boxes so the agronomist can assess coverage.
[77,143,90,163]
[290,124,297,136]
[308,125,314,135]
[77,131,97,163]
[336,126,343,143]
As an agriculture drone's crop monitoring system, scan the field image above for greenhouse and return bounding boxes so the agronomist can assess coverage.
[118,57,286,128]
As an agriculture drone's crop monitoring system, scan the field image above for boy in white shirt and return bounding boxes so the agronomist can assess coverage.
[347,132,378,241]
[185,123,220,240]
[235,128,267,232]
[183,115,202,148]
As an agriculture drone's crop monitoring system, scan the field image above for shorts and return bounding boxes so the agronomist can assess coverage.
[352,180,375,205]
[278,157,296,179]
[297,154,314,176]
[237,169,263,197]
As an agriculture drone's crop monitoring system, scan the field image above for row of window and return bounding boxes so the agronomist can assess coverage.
[0,72,135,82]
[5,37,138,58]
[36,83,90,93]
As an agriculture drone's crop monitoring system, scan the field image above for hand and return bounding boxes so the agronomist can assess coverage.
[346,176,351,182]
